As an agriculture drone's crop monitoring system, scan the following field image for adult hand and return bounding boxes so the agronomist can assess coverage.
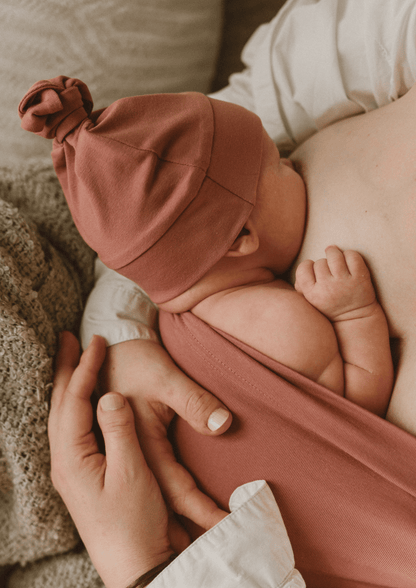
[99,339,232,530]
[48,332,227,588]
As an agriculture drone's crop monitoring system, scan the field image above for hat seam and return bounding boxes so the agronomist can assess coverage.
[111,177,253,271]
[91,130,211,174]
[205,172,258,205]
[205,98,261,206]
[88,131,256,204]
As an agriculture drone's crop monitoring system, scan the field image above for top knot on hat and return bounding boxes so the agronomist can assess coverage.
[18,75,265,303]
[18,76,93,142]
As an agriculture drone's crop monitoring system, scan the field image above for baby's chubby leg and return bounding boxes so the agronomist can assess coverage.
[294,246,377,322]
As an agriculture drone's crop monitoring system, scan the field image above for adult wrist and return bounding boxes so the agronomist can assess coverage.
[125,554,177,588]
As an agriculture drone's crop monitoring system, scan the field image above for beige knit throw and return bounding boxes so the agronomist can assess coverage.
[0,161,104,588]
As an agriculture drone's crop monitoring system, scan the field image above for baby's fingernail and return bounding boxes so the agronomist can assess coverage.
[101,393,125,411]
[208,408,230,431]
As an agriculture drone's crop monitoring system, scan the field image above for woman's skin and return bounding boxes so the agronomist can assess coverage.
[288,83,416,434]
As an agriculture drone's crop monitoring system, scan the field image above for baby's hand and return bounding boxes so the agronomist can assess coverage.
[294,246,377,321]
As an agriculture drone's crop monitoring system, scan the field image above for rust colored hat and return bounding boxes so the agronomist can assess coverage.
[19,76,264,303]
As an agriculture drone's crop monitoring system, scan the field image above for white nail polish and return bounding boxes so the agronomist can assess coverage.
[208,408,230,431]
[101,393,125,411]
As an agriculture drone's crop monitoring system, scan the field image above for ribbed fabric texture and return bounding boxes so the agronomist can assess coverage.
[160,310,416,588]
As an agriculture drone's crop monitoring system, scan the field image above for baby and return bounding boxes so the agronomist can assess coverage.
[159,129,393,415]
[19,76,393,416]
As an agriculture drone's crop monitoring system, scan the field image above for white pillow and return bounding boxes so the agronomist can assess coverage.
[0,0,222,165]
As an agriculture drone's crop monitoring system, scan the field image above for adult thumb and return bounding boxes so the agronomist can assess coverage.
[161,368,232,436]
[97,392,146,473]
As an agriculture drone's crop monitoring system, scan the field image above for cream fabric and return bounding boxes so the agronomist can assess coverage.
[212,0,287,90]
[213,0,416,151]
[152,481,306,588]
[0,0,222,165]
[80,258,160,348]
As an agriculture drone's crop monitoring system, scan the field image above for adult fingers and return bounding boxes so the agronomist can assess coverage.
[97,392,149,477]
[50,331,81,411]
[159,366,232,436]
[49,334,109,496]
[140,423,228,530]
[167,511,191,554]
[100,340,232,437]
[49,334,107,454]
[49,331,83,446]
[66,334,107,403]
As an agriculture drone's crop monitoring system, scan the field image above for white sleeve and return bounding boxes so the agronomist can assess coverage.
[211,0,416,151]
[80,257,160,349]
[151,480,306,588]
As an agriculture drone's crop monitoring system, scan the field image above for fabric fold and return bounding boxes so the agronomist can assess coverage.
[160,310,416,587]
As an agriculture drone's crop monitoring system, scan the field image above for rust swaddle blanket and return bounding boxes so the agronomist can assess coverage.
[160,310,416,588]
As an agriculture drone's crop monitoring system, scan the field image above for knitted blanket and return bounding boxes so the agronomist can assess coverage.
[0,161,103,588]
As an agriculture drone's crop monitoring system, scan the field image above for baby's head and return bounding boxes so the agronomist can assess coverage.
[19,76,305,306]
[231,130,306,276]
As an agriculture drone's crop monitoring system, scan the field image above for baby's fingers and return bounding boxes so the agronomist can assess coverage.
[313,257,332,281]
[295,259,316,293]
[343,250,371,279]
[325,245,350,277]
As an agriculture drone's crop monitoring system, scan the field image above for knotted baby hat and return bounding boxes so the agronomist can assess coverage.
[19,76,264,303]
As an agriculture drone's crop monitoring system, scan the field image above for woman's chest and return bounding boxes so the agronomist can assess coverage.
[288,101,416,339]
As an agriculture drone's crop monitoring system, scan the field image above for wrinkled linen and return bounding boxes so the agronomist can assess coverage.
[213,0,416,150]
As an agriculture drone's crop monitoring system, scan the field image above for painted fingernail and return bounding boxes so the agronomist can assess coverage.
[101,393,125,411]
[208,408,230,431]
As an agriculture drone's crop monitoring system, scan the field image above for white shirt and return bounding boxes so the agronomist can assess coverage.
[152,481,305,588]
[212,0,416,151]
[80,1,416,585]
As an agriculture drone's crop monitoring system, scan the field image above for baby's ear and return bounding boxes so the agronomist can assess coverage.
[225,219,259,257]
